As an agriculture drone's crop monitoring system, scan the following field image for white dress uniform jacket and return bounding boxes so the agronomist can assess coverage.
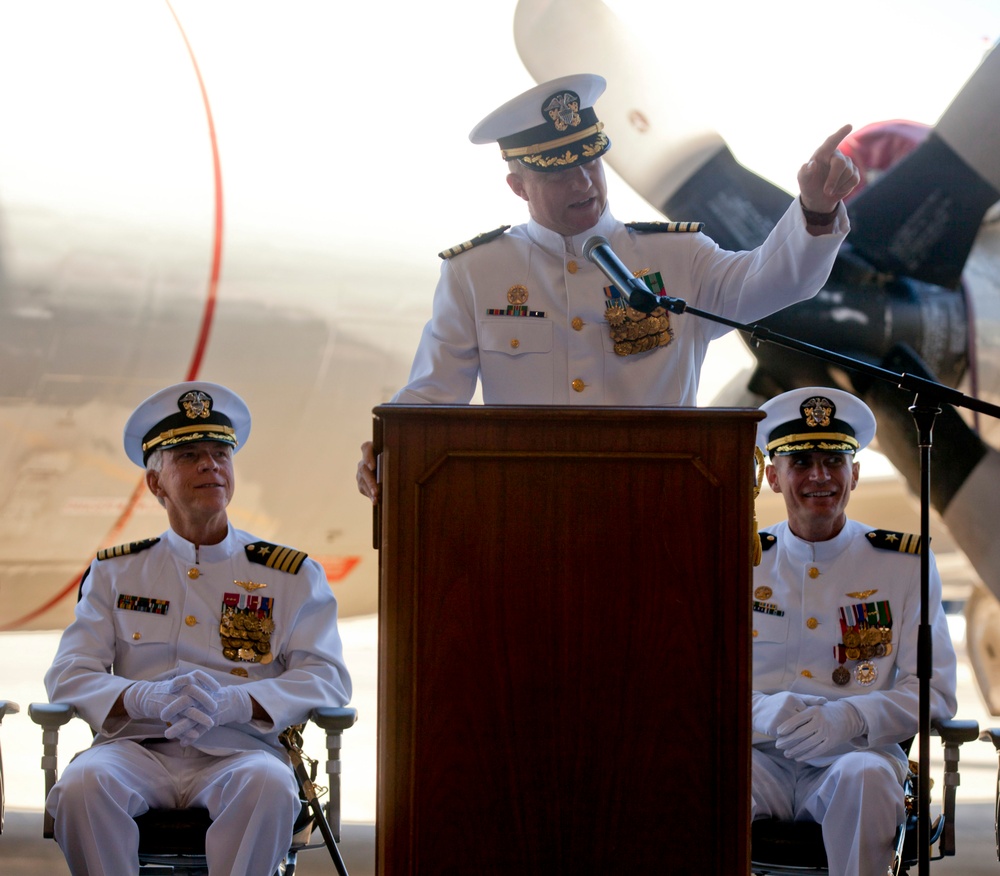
[394,199,848,406]
[45,525,352,756]
[752,518,957,766]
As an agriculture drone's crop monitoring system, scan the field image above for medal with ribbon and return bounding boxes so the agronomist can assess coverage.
[837,600,892,686]
[220,591,275,664]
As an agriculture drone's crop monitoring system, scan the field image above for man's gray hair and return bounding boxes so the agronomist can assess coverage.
[146,448,165,473]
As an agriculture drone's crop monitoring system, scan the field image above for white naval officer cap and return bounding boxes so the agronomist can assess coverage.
[123,381,252,468]
[469,73,610,172]
[755,386,876,459]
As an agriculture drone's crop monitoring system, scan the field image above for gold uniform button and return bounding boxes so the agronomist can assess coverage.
[806,617,819,629]
[752,629,758,638]
[571,317,584,331]
[800,669,814,678]
[185,615,198,627]
[188,568,200,579]
[808,567,820,579]
[510,338,520,349]
[571,379,586,393]
[132,632,141,641]
[230,667,249,677]
[567,260,578,274]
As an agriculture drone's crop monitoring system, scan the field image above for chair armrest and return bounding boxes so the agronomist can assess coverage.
[28,703,80,839]
[28,702,78,728]
[930,718,980,857]
[309,706,357,732]
[307,706,357,843]
[932,718,980,745]
[0,700,18,835]
[980,727,1000,749]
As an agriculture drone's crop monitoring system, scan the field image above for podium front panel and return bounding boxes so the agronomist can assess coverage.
[373,406,760,875]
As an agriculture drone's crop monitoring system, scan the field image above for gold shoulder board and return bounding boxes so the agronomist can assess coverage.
[97,537,161,561]
[866,529,924,555]
[245,541,309,574]
[439,224,511,260]
[758,531,778,551]
[626,221,705,233]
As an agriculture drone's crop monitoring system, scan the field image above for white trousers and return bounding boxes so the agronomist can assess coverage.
[47,739,300,876]
[752,743,907,876]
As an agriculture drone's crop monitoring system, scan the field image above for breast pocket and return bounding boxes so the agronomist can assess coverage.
[113,610,175,676]
[479,318,553,357]
[478,319,555,403]
[752,610,789,644]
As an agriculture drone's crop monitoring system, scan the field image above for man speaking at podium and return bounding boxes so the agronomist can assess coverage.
[358,72,859,500]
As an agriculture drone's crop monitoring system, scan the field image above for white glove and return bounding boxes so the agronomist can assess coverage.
[123,678,188,721]
[214,685,253,727]
[775,699,867,761]
[161,672,222,745]
[751,691,828,738]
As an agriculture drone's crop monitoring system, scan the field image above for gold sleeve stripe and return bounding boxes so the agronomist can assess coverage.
[866,529,923,555]
[439,225,510,260]
[97,538,160,561]
[266,546,308,574]
[245,541,309,574]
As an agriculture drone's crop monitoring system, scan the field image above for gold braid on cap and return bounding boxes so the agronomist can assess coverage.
[500,122,605,160]
[766,431,859,454]
[142,423,237,454]
[751,446,766,567]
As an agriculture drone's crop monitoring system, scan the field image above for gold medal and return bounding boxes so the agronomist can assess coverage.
[843,629,861,648]
[854,660,878,686]
[754,585,773,600]
[507,284,528,305]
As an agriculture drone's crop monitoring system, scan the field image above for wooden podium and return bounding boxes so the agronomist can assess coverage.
[371,405,762,874]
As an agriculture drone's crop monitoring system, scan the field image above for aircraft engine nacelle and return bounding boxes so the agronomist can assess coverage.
[739,254,969,403]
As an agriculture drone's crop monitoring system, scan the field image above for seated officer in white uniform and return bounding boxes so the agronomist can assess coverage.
[357,73,861,501]
[44,381,352,876]
[751,387,957,876]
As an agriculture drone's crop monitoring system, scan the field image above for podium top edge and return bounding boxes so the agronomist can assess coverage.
[372,404,764,420]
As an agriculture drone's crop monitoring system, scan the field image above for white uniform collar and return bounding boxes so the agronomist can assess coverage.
[780,518,858,562]
[525,204,620,256]
[163,524,237,564]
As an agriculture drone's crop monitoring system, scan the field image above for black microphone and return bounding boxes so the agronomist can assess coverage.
[582,235,660,314]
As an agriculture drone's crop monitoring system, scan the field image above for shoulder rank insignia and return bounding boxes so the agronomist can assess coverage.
[245,541,309,574]
[439,224,510,260]
[626,221,705,234]
[866,529,924,555]
[758,531,778,551]
[97,538,160,561]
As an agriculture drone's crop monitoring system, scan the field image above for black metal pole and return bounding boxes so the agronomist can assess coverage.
[910,398,939,876]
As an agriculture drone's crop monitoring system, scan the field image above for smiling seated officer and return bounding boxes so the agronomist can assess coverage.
[43,381,352,876]
[750,386,957,876]
[357,73,861,501]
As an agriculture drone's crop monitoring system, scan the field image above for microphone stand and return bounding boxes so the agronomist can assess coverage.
[633,287,1000,876]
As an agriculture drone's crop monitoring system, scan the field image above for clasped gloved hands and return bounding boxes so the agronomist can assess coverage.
[124,670,253,746]
[775,699,867,761]
[751,691,828,738]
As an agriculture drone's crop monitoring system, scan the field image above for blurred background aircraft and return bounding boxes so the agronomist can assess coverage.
[2,0,1000,713]
[514,0,1000,708]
